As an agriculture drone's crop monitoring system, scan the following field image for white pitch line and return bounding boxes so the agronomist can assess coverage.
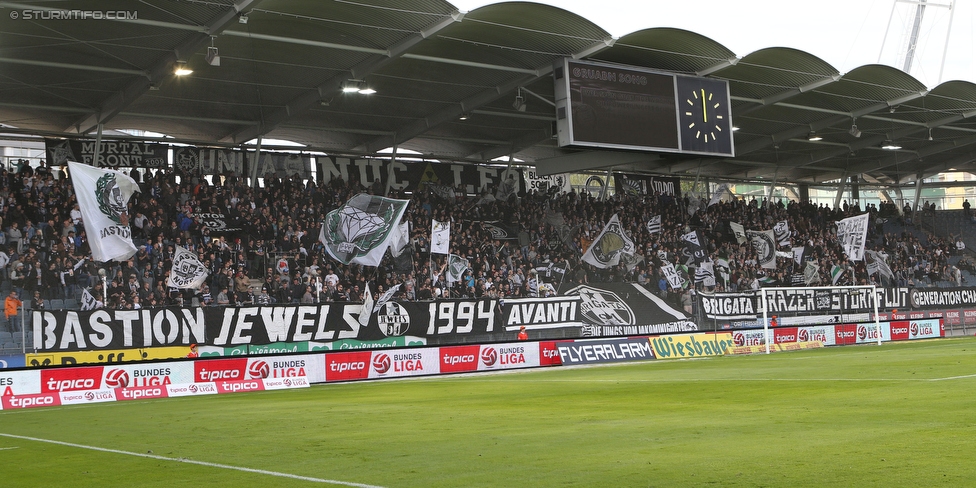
[930,373,976,381]
[0,433,384,488]
[0,446,19,451]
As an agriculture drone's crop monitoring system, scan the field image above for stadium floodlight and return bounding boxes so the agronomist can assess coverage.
[513,88,526,112]
[881,140,902,150]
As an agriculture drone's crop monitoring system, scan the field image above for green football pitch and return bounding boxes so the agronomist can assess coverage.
[3,337,976,487]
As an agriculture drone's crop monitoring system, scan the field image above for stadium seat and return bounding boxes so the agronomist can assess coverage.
[22,299,30,310]
[63,298,79,310]
[50,299,64,310]
[42,299,52,309]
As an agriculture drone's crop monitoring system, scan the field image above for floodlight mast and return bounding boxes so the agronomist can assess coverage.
[759,285,882,354]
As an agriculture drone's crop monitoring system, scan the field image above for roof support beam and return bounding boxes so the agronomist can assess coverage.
[470,127,553,162]
[735,73,841,116]
[66,0,263,135]
[778,109,976,173]
[733,90,928,156]
[358,37,615,155]
[0,57,147,76]
[696,56,739,76]
[226,11,465,144]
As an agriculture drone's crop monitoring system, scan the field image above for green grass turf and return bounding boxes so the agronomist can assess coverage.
[2,337,976,487]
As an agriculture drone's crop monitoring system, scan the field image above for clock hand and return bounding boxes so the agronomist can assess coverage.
[701,89,707,124]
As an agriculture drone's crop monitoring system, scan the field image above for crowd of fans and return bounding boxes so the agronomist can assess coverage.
[0,161,970,315]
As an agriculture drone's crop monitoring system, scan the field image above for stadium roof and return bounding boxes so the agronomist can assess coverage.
[2,0,976,186]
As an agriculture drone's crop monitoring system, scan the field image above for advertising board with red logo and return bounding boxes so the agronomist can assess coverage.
[772,327,799,344]
[477,343,539,371]
[166,382,219,397]
[889,321,910,341]
[116,385,171,401]
[41,366,105,393]
[733,330,767,347]
[439,345,482,373]
[215,379,266,394]
[194,358,249,383]
[262,376,310,390]
[0,369,41,396]
[59,388,117,405]
[1,392,61,409]
[242,355,324,383]
[908,319,943,339]
[368,348,439,379]
[539,341,562,366]
[101,363,194,389]
[856,323,890,344]
[796,326,835,346]
[325,351,373,381]
[834,324,858,345]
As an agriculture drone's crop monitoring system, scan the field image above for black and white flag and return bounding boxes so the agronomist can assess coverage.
[81,288,99,311]
[730,221,746,244]
[865,250,894,280]
[747,229,777,269]
[167,245,209,290]
[836,213,870,261]
[680,229,707,265]
[446,253,470,283]
[582,214,636,269]
[373,283,401,313]
[695,259,716,287]
[774,220,791,247]
[646,215,662,234]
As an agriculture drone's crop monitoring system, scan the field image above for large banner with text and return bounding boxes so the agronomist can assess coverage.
[31,297,590,353]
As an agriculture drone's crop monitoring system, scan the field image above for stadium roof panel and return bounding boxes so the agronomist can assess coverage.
[3,0,976,185]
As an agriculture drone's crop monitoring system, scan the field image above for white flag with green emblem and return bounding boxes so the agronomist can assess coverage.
[320,193,410,266]
[68,161,140,262]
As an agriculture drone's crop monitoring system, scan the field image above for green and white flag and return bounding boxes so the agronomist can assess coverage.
[582,213,636,269]
[446,253,470,283]
[320,193,410,266]
[830,264,845,285]
[68,161,141,262]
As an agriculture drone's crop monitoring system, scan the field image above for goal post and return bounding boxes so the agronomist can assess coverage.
[759,285,882,354]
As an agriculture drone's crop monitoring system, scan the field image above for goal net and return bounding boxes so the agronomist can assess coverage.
[758,284,883,354]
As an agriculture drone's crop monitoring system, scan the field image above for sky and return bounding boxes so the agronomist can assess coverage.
[451,0,975,89]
